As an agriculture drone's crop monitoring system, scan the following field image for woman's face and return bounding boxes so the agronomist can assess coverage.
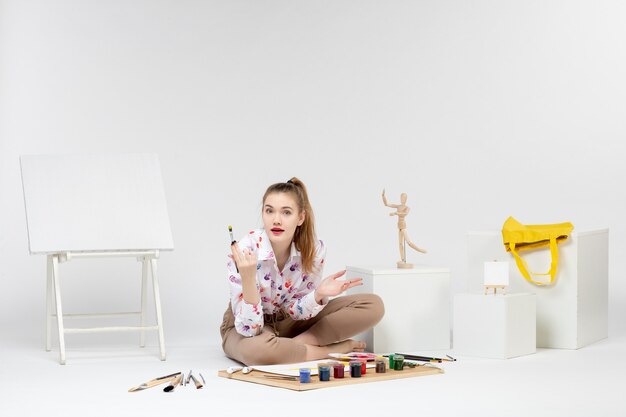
[262,192,305,248]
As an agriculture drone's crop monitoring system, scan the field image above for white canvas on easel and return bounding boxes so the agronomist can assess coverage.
[20,153,174,364]
[484,261,509,294]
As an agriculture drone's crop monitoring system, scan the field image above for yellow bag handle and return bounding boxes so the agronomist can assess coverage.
[508,237,559,286]
[502,217,573,286]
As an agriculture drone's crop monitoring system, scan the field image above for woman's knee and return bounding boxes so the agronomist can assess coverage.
[362,293,385,324]
[238,344,275,365]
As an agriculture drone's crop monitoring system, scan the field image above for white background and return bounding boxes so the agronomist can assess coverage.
[1,0,625,351]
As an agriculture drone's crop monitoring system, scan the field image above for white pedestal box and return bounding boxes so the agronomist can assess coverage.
[467,229,608,349]
[346,265,450,353]
[453,293,536,359]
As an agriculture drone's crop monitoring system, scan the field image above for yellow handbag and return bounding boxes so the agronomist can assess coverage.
[502,216,574,286]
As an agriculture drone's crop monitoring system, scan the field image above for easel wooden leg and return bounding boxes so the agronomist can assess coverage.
[51,255,66,365]
[46,255,53,352]
[150,258,166,361]
[484,285,506,296]
[140,258,148,348]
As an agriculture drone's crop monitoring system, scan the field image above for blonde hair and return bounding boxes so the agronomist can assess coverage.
[262,177,317,274]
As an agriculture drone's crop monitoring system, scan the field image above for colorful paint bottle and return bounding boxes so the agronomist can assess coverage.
[393,354,405,371]
[349,361,362,378]
[299,368,311,383]
[388,354,395,369]
[333,363,345,379]
[375,359,386,373]
[318,365,331,382]
[357,359,367,375]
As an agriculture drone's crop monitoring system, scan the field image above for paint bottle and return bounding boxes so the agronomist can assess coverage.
[357,358,367,375]
[333,363,345,379]
[317,362,329,374]
[375,359,386,373]
[393,354,405,371]
[299,368,311,383]
[388,354,395,369]
[318,365,331,382]
[349,361,362,378]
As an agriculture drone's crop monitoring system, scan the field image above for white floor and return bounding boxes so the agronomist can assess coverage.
[2,335,625,417]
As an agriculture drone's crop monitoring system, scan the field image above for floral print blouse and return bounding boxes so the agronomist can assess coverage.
[226,229,327,337]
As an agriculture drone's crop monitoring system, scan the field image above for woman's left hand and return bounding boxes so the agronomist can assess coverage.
[314,270,363,303]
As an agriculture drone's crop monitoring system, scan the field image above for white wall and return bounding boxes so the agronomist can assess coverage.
[1,0,625,348]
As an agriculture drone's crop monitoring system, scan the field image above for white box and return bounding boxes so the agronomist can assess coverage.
[467,229,608,349]
[453,293,536,359]
[346,265,450,352]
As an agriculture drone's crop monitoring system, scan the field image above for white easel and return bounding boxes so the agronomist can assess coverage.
[45,251,166,364]
[21,154,174,364]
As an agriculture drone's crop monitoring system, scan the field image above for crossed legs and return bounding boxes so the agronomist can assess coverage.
[221,293,384,365]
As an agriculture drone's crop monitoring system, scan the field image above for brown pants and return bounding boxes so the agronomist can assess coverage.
[220,293,384,365]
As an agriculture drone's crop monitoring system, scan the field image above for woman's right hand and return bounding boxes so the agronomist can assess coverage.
[230,243,260,304]
[230,243,258,281]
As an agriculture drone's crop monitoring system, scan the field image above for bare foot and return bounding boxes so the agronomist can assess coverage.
[328,339,366,353]
[304,339,366,360]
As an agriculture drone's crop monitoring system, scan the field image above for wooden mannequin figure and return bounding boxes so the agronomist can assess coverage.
[382,189,427,268]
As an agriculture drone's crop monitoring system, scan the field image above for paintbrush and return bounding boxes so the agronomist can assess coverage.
[228,226,239,273]
[228,225,236,244]
[163,373,183,392]
[190,373,204,389]
[128,372,181,392]
[258,375,298,381]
